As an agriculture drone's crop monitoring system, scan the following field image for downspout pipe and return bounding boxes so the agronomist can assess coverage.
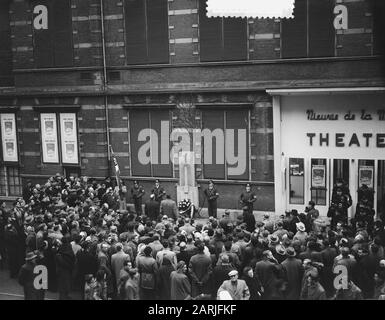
[100,0,111,178]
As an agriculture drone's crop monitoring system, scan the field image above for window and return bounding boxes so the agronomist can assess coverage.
[0,1,13,86]
[40,112,79,164]
[311,158,327,206]
[0,166,22,197]
[32,0,73,68]
[281,0,334,58]
[125,0,169,64]
[129,109,172,177]
[199,0,247,62]
[289,158,304,204]
[201,109,249,180]
[372,0,385,55]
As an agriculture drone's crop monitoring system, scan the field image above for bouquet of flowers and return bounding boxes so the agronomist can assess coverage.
[178,199,192,214]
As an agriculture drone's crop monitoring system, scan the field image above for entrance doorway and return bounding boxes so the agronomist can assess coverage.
[378,161,385,220]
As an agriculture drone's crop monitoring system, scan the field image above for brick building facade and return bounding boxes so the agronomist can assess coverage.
[0,0,384,213]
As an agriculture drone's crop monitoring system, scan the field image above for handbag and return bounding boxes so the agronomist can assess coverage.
[140,272,155,290]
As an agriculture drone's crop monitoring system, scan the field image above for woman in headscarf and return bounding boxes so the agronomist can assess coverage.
[170,261,191,300]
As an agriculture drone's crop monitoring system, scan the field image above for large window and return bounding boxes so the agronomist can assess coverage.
[0,166,22,197]
[199,0,247,62]
[40,112,79,165]
[0,1,13,86]
[31,0,73,68]
[125,0,169,65]
[201,109,249,180]
[129,109,172,177]
[281,0,334,58]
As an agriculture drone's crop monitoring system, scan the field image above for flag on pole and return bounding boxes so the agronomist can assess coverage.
[110,146,121,188]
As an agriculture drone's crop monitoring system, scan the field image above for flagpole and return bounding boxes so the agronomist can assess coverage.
[110,145,121,189]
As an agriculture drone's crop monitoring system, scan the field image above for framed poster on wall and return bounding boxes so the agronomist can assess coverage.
[359,166,374,188]
[60,113,78,164]
[41,113,59,163]
[311,164,326,188]
[0,113,18,162]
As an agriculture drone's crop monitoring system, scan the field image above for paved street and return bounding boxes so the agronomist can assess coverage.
[0,267,81,300]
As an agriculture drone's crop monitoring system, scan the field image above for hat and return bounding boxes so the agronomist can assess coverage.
[25,252,37,261]
[269,235,279,245]
[263,213,270,219]
[296,222,306,232]
[309,270,319,279]
[246,183,251,188]
[25,215,34,224]
[150,194,155,199]
[179,242,186,249]
[162,215,168,220]
[228,270,238,277]
[256,221,264,228]
[224,210,230,216]
[155,179,160,183]
[286,247,296,257]
[275,244,286,256]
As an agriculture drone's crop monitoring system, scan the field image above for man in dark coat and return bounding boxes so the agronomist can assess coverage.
[204,180,219,218]
[18,252,45,300]
[188,242,212,297]
[239,184,257,215]
[356,248,380,299]
[76,242,98,299]
[160,195,178,221]
[4,223,24,278]
[131,180,145,215]
[254,250,279,300]
[281,247,304,300]
[55,238,75,300]
[151,179,165,205]
[211,254,233,297]
[145,194,160,221]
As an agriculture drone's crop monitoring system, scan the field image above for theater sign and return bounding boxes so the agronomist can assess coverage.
[268,89,385,218]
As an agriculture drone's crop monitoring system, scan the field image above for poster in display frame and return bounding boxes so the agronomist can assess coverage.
[59,113,79,164]
[41,113,59,163]
[311,164,326,188]
[0,113,18,163]
[358,166,374,189]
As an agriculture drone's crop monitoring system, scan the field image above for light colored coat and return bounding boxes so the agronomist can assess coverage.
[217,279,250,300]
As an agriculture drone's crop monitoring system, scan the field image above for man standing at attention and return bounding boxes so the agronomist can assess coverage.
[240,184,257,215]
[204,180,219,218]
[131,180,145,215]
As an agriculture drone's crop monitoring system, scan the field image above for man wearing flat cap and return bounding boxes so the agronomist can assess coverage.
[217,270,250,300]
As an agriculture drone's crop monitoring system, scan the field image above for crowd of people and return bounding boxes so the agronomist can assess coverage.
[0,174,385,300]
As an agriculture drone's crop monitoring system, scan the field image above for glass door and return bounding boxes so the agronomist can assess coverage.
[310,158,329,216]
[331,159,354,219]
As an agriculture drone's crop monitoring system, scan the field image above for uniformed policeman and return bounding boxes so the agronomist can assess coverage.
[204,180,219,218]
[131,180,145,215]
[240,184,257,214]
[151,179,166,204]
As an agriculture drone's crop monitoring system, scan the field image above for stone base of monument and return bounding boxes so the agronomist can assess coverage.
[177,185,199,209]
